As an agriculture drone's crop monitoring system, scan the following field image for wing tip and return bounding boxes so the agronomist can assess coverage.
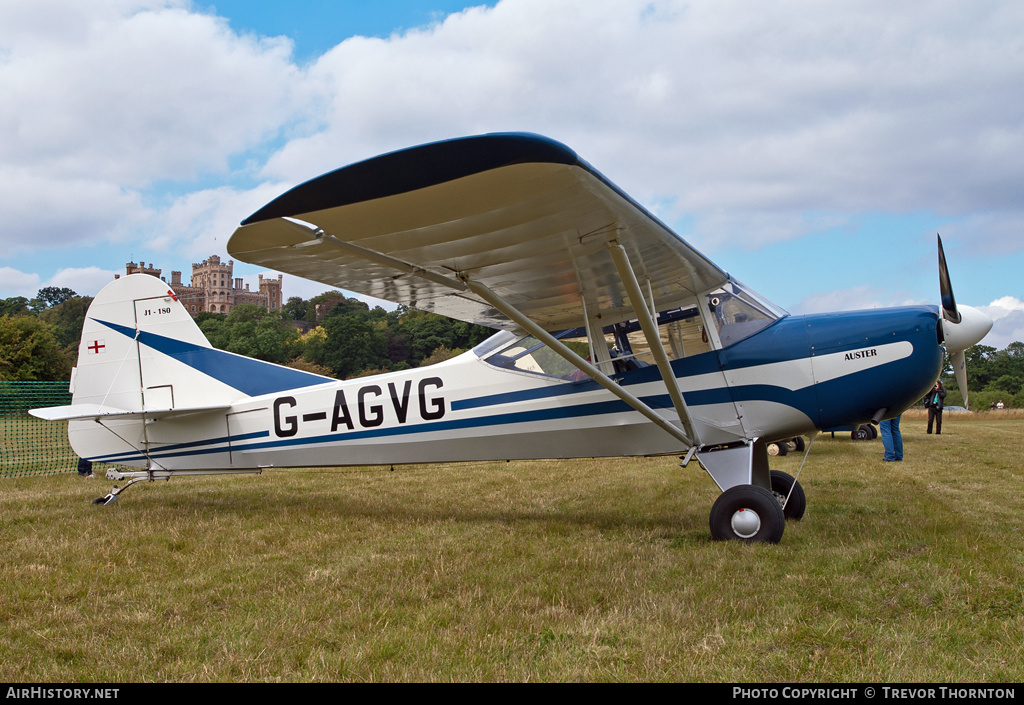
[240,132,580,226]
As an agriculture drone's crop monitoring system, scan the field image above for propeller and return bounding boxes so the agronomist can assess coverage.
[936,234,993,409]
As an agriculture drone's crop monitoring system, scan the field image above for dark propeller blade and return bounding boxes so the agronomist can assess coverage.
[937,234,960,324]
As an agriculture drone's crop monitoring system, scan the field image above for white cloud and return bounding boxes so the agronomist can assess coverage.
[260,0,1024,258]
[0,170,147,251]
[3,0,1024,310]
[48,267,122,297]
[150,182,292,259]
[0,265,119,299]
[0,267,41,298]
[0,1,301,185]
[789,285,893,316]
[979,297,1024,349]
[0,0,304,252]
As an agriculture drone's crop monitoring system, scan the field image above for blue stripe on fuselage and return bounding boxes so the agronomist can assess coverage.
[457,305,942,431]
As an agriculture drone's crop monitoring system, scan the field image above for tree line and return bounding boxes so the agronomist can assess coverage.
[0,287,495,382]
[2,286,1022,411]
[944,342,1024,409]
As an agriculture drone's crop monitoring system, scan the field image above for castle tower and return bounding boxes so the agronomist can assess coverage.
[125,261,162,279]
[121,256,284,317]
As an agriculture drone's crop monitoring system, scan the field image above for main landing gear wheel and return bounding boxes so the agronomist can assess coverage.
[851,425,874,440]
[709,485,785,543]
[770,470,806,521]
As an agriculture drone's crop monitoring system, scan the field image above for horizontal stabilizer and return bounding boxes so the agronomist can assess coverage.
[30,402,231,422]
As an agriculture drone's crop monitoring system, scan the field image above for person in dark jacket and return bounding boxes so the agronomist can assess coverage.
[924,380,947,434]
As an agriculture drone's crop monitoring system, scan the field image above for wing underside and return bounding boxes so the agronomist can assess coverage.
[227,133,728,332]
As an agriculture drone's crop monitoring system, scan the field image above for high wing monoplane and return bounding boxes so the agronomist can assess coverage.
[32,133,993,542]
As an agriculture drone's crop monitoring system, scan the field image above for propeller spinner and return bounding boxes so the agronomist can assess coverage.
[936,234,993,408]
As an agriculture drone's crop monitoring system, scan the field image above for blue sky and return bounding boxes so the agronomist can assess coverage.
[203,1,496,62]
[2,0,1023,348]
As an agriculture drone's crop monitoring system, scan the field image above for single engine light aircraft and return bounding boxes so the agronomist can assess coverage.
[32,133,992,542]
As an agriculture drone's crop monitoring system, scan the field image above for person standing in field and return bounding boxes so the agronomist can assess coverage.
[924,380,946,434]
[880,414,903,462]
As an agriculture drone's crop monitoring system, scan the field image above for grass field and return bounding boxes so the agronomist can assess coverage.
[1,413,1022,682]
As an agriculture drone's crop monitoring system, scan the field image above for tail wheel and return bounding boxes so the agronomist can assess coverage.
[769,470,806,521]
[709,485,785,543]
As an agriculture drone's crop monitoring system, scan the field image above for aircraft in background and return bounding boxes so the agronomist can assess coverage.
[32,133,992,542]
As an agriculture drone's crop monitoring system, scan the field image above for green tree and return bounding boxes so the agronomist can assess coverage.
[398,310,459,365]
[197,313,229,349]
[220,304,300,364]
[38,296,93,348]
[282,296,307,321]
[31,286,78,311]
[986,374,1022,395]
[305,291,347,323]
[0,315,72,380]
[0,297,30,317]
[321,314,389,378]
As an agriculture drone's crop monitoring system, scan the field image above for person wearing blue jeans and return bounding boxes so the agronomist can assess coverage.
[879,415,903,462]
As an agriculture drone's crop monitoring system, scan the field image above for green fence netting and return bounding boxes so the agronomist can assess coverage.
[1,381,81,478]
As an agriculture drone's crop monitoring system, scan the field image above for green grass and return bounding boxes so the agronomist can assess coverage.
[1,415,1022,682]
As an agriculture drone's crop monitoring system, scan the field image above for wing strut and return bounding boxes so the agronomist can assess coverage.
[607,240,700,445]
[275,220,700,450]
[460,277,697,450]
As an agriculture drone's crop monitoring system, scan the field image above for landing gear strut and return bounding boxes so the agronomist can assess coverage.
[90,467,263,505]
[770,469,806,521]
[695,436,813,543]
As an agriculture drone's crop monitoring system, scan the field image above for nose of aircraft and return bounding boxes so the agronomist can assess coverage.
[935,235,993,409]
[941,304,993,354]
[940,304,993,409]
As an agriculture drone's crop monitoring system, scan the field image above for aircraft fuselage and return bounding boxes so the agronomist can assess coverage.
[74,305,942,473]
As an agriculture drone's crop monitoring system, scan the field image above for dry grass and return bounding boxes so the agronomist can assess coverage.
[1,415,1022,682]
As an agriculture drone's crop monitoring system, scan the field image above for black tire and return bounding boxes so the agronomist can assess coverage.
[767,441,788,456]
[793,436,806,452]
[709,485,786,543]
[867,424,878,439]
[770,470,806,521]
[851,426,871,440]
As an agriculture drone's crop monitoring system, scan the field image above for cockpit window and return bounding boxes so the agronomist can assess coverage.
[479,278,786,379]
[706,279,786,347]
[484,331,591,380]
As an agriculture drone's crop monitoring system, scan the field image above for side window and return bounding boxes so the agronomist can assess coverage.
[484,332,591,381]
[611,305,711,368]
[621,313,710,364]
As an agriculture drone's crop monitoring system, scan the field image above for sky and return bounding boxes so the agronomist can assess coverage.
[1,0,1023,348]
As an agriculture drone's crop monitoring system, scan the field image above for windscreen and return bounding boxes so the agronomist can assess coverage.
[706,279,786,347]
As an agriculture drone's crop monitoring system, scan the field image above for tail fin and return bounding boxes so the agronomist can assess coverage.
[32,273,331,466]
[69,273,330,413]
[71,274,222,413]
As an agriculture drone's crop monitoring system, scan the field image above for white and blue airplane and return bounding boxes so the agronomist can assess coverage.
[32,133,992,542]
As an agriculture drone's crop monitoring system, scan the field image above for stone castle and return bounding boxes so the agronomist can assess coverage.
[119,255,283,316]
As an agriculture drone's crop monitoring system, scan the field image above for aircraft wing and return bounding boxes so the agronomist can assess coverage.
[227,133,729,331]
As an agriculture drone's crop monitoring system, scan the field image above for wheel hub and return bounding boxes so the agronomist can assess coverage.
[730,508,761,538]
